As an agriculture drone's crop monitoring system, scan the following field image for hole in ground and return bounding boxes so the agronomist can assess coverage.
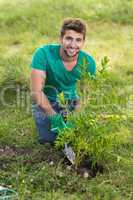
[77,159,104,177]
[63,157,104,178]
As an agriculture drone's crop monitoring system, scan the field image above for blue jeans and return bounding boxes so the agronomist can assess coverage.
[32,100,78,144]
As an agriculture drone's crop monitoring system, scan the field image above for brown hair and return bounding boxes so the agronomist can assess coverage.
[60,18,87,40]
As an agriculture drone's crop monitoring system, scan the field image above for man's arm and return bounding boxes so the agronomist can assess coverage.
[30,69,56,116]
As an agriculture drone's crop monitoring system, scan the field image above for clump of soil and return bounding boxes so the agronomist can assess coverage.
[76,159,104,177]
[63,157,104,178]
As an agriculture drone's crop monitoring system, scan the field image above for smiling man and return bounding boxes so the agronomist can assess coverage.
[30,18,96,144]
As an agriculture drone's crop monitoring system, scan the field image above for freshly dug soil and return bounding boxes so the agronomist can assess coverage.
[77,159,104,177]
[63,157,104,178]
[0,145,104,178]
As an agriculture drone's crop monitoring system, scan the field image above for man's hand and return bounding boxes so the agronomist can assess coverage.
[49,113,67,132]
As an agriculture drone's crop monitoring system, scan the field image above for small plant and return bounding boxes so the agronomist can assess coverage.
[55,57,129,168]
[55,109,129,168]
[99,56,110,74]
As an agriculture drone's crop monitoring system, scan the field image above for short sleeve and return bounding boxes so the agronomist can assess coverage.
[87,55,96,76]
[30,47,47,71]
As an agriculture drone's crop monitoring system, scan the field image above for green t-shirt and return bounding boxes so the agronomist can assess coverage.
[30,44,96,101]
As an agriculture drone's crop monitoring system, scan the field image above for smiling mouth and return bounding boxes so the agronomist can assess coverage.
[66,48,78,53]
[68,49,76,53]
[61,46,79,58]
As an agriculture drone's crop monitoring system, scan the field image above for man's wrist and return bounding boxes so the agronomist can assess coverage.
[48,112,59,120]
[46,109,56,116]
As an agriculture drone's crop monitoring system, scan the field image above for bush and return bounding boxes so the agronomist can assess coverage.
[55,110,129,167]
[55,58,129,167]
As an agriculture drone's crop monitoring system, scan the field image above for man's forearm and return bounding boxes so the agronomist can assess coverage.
[32,91,56,116]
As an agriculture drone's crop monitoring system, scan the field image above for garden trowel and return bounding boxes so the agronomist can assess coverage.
[63,143,76,165]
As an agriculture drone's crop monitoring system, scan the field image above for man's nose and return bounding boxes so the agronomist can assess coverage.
[70,40,76,47]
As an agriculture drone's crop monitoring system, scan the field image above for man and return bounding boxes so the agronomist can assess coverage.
[30,18,96,144]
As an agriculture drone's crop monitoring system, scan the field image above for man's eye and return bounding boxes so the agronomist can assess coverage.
[66,37,72,41]
[76,39,82,42]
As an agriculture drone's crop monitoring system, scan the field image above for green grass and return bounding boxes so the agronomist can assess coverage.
[0,0,133,199]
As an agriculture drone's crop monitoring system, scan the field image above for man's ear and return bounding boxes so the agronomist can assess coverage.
[81,39,85,47]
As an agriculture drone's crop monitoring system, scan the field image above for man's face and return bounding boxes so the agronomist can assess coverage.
[60,30,85,58]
